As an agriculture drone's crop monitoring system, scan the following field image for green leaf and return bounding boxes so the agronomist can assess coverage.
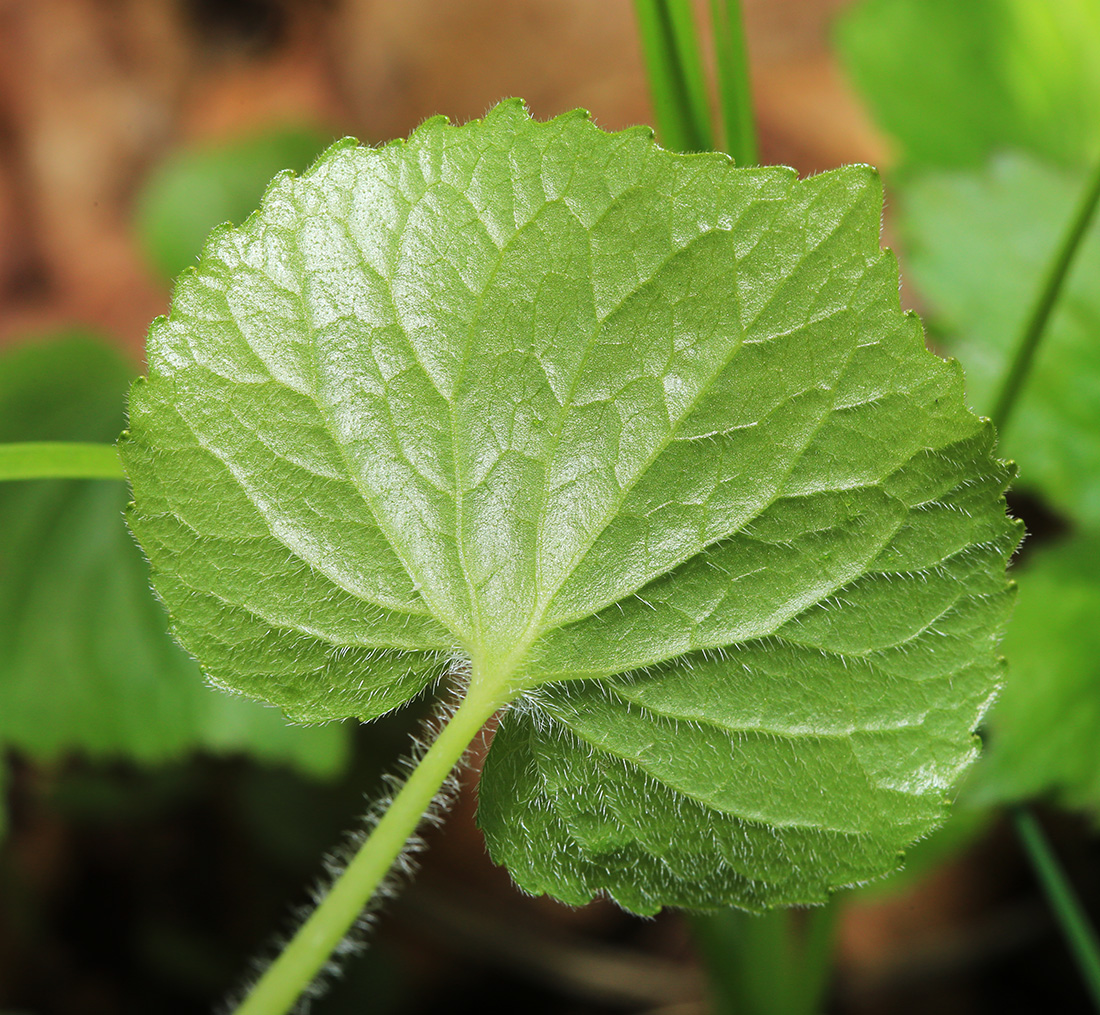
[973,535,1100,811]
[899,154,1100,526]
[836,0,1100,169]
[122,101,1018,912]
[136,125,332,280]
[0,335,347,775]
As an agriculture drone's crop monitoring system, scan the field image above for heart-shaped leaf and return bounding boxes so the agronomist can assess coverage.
[121,101,1018,911]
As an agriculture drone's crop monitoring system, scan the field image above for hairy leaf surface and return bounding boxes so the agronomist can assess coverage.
[0,336,346,773]
[900,154,1100,526]
[837,0,1100,169]
[122,101,1018,911]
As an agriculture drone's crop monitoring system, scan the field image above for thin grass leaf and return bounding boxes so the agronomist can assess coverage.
[709,0,757,164]
[634,0,714,152]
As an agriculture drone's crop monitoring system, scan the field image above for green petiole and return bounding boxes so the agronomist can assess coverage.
[990,156,1100,434]
[987,155,1100,1013]
[0,442,124,481]
[231,675,504,1015]
[1013,807,1100,1013]
[689,903,835,1015]
[709,0,757,165]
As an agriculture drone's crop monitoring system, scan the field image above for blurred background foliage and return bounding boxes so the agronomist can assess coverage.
[1,1,1100,1013]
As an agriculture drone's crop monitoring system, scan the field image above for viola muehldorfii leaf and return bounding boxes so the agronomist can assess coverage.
[121,100,1018,913]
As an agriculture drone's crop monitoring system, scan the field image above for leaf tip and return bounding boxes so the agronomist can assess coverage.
[418,112,454,132]
[486,96,530,118]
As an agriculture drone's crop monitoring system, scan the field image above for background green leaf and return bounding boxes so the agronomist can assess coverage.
[836,0,1100,169]
[838,0,1100,837]
[123,101,1017,912]
[899,154,1100,527]
[0,334,347,774]
[136,125,332,280]
[973,535,1100,811]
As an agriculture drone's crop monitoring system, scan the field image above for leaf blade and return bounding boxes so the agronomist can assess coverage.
[123,102,1018,911]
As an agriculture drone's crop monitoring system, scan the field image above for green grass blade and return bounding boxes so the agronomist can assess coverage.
[0,442,123,481]
[634,0,713,152]
[991,156,1100,432]
[1013,806,1100,1012]
[689,909,793,1015]
[689,905,834,1015]
[709,0,757,164]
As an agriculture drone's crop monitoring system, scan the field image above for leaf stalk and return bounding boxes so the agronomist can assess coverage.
[990,157,1100,433]
[709,0,757,164]
[231,680,502,1015]
[1013,806,1100,1012]
[0,442,124,481]
[634,0,714,153]
[689,903,834,1015]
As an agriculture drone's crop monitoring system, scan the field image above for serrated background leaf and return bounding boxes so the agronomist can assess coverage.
[0,335,347,775]
[837,0,1100,169]
[123,101,1017,912]
[899,154,1100,527]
